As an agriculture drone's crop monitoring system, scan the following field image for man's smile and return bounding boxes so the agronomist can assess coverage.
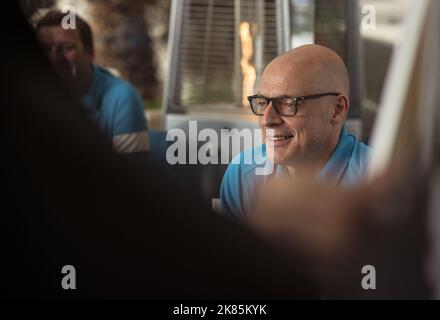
[266,133,294,147]
[268,135,294,141]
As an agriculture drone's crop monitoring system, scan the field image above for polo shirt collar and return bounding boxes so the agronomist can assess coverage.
[318,126,353,183]
[270,127,353,183]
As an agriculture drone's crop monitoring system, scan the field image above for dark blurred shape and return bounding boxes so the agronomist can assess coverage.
[0,2,316,299]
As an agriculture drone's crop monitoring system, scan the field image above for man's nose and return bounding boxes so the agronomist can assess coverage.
[262,101,283,127]
[49,45,64,62]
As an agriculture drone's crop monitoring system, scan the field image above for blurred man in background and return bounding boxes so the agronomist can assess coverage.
[36,10,149,153]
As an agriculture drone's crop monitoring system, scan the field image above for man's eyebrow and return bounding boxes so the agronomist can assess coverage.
[255,93,295,99]
[41,41,74,46]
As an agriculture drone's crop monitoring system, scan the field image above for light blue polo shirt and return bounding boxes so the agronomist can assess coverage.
[82,64,149,152]
[220,127,371,217]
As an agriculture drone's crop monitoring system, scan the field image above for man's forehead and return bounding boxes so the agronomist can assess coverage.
[258,63,312,96]
[38,26,79,42]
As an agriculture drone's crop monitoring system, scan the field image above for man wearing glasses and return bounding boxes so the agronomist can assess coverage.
[220,44,371,217]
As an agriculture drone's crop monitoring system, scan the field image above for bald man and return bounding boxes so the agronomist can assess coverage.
[220,45,371,217]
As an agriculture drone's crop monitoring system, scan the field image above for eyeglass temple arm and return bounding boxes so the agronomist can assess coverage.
[297,92,340,101]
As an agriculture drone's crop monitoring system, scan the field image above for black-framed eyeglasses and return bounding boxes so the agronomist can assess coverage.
[247,92,340,116]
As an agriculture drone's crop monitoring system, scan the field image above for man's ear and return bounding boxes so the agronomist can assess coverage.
[331,95,349,125]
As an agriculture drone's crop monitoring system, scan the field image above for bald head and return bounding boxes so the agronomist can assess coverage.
[260,45,349,97]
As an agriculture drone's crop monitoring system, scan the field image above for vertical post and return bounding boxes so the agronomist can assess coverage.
[276,0,291,54]
[255,0,265,86]
[234,0,242,106]
[162,0,185,116]
[346,0,363,124]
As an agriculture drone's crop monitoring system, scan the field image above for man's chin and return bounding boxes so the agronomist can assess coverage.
[269,150,300,167]
[267,151,284,166]
[55,70,74,80]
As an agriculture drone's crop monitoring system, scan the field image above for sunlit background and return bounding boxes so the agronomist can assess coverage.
[19,0,410,140]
